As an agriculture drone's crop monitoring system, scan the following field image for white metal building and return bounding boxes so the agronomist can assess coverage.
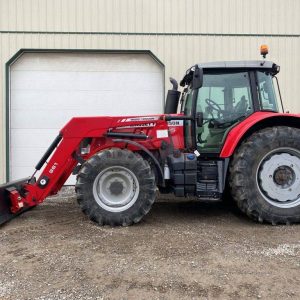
[0,0,299,183]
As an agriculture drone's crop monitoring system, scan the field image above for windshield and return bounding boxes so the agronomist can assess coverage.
[257,71,279,112]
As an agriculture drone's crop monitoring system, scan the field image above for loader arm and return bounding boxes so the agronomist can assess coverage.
[0,115,171,225]
[0,134,82,225]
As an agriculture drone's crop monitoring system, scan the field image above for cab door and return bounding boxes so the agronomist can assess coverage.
[196,71,254,154]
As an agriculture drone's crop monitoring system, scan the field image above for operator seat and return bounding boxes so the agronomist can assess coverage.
[234,95,248,116]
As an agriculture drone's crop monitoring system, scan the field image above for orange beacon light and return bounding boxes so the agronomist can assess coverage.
[260,44,269,58]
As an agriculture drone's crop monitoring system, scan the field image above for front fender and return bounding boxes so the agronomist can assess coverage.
[220,112,300,158]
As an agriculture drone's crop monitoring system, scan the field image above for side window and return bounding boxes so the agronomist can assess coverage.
[257,71,279,111]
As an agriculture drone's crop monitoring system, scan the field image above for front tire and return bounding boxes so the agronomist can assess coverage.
[76,148,156,226]
[229,126,300,224]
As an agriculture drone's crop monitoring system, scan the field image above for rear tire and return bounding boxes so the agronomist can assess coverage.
[229,126,300,225]
[76,148,156,226]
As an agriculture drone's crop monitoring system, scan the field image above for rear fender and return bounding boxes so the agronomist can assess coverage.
[220,112,300,158]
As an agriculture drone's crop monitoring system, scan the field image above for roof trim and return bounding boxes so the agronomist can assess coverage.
[197,60,276,69]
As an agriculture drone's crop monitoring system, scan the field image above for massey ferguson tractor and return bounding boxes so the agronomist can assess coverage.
[1,46,300,226]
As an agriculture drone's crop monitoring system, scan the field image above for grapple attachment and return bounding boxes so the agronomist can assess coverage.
[0,177,31,226]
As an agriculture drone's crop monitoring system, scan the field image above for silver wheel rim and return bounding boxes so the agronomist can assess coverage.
[93,166,140,212]
[256,148,300,208]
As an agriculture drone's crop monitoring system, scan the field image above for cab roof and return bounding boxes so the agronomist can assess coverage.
[180,60,280,87]
[197,60,277,71]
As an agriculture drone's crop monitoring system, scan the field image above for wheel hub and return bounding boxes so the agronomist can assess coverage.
[92,166,140,212]
[257,150,300,208]
[273,166,295,188]
[109,181,124,196]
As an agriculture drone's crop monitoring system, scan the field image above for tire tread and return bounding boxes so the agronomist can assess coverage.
[229,126,300,225]
[75,148,156,226]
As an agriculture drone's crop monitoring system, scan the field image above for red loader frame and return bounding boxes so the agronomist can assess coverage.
[2,115,183,219]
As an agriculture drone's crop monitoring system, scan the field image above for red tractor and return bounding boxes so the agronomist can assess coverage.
[1,47,300,226]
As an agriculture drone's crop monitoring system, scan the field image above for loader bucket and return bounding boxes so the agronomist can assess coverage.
[0,177,31,226]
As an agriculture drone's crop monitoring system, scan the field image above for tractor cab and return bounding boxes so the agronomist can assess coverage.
[167,60,282,155]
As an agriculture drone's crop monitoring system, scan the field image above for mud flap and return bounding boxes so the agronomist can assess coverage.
[0,177,31,226]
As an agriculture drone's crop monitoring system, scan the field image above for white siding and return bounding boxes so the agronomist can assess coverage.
[0,0,299,35]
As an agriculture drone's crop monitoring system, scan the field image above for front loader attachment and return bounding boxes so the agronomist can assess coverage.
[0,177,31,226]
[0,132,80,227]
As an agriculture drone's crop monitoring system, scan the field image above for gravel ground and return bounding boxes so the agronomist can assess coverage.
[0,188,299,300]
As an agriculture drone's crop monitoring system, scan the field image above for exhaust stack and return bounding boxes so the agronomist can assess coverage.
[164,77,180,114]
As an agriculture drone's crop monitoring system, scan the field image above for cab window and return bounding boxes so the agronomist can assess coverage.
[257,71,279,112]
[196,71,253,153]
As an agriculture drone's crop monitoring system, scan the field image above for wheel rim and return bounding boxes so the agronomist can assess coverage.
[93,166,140,212]
[257,148,300,208]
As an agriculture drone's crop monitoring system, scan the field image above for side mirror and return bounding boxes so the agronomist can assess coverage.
[196,112,203,127]
[192,66,203,89]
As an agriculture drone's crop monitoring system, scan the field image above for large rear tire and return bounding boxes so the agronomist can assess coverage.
[75,148,156,226]
[229,126,300,225]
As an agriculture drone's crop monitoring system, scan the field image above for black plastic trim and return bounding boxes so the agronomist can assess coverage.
[191,87,199,150]
[35,134,62,170]
[107,132,148,139]
[163,115,193,121]
[221,158,230,192]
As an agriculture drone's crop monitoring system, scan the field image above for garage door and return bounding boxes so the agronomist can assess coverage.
[9,51,164,184]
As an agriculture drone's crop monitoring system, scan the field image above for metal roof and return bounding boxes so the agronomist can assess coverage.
[197,60,276,69]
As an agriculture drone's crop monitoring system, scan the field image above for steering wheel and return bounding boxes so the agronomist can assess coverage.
[205,98,223,119]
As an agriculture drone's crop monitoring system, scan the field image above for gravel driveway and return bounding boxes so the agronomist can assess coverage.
[0,189,299,300]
